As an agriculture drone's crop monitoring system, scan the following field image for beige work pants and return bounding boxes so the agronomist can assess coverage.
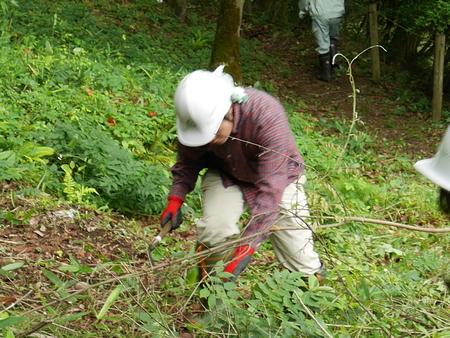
[196,170,322,275]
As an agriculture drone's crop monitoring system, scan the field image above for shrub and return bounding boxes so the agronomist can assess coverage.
[42,120,171,214]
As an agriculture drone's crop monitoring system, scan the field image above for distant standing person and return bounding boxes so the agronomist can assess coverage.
[298,0,345,82]
[414,125,450,215]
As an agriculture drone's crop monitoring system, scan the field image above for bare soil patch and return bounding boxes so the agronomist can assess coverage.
[255,27,446,160]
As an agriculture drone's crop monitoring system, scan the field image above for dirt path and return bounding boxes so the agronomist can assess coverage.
[257,28,446,160]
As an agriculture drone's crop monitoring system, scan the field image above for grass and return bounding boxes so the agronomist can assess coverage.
[1,1,450,337]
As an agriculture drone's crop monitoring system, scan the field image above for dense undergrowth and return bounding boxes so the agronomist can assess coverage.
[1,0,450,337]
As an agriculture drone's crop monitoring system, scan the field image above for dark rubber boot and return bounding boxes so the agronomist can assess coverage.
[330,38,339,69]
[316,52,332,82]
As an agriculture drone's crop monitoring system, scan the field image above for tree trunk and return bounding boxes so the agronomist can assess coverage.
[244,0,252,17]
[209,0,245,83]
[168,0,187,22]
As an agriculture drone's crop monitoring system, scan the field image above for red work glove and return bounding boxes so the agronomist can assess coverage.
[223,245,255,281]
[160,196,183,231]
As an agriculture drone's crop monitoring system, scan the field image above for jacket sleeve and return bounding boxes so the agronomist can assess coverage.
[169,142,207,200]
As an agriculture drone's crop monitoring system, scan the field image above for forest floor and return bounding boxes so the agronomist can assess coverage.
[1,17,449,337]
[254,25,447,160]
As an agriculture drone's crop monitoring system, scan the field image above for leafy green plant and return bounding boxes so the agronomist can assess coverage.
[95,285,122,321]
[40,120,172,214]
[0,209,33,226]
[0,151,22,181]
[188,29,211,51]
[0,317,24,336]
[0,143,54,181]
[0,0,18,21]
[187,270,335,337]
[61,162,98,204]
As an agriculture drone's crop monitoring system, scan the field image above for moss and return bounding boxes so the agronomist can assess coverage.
[209,0,243,83]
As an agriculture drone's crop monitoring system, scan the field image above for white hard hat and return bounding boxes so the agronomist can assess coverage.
[174,66,234,147]
[414,125,450,192]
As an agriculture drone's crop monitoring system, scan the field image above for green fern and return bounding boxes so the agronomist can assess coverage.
[61,163,98,204]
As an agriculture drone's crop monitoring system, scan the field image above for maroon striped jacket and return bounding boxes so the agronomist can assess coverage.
[169,88,305,249]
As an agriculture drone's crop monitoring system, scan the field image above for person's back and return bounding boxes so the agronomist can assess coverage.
[304,0,345,19]
[298,0,345,81]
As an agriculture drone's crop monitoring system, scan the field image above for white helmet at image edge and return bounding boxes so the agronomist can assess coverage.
[174,66,235,147]
[414,125,450,192]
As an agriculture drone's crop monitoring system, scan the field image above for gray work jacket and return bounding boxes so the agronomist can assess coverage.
[299,0,345,19]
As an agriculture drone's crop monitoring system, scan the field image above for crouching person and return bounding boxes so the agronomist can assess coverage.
[160,66,326,290]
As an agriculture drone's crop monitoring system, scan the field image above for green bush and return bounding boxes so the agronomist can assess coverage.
[41,120,171,214]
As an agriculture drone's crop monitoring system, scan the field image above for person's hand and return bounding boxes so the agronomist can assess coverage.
[223,246,255,281]
[160,196,183,231]
[299,10,306,19]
